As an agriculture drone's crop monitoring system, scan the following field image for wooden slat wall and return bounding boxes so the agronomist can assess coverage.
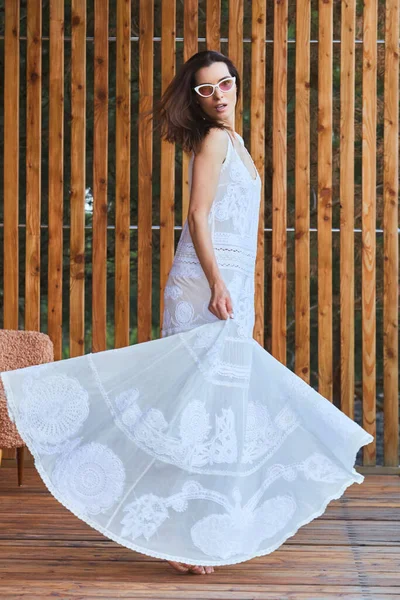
[25,0,42,333]
[229,1,244,147]
[271,0,288,363]
[182,0,198,223]
[383,0,399,466]
[3,0,19,332]
[48,0,64,362]
[295,0,311,384]
[1,0,20,462]
[341,0,356,420]
[317,0,333,400]
[92,0,109,353]
[114,0,131,349]
[251,0,266,346]
[20,0,42,465]
[137,0,153,343]
[1,1,399,468]
[70,0,86,357]
[207,0,221,51]
[362,0,378,463]
[159,0,176,329]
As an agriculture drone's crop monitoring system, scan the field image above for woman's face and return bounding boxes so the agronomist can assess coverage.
[193,62,237,125]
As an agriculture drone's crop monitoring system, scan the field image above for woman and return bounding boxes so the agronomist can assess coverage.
[1,51,374,577]
[156,50,261,573]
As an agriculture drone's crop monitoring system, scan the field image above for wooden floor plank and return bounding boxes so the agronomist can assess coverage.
[1,560,400,586]
[1,592,400,600]
[1,585,400,600]
[0,544,399,569]
[0,467,398,598]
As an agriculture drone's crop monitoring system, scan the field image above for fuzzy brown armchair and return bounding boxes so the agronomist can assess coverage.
[0,330,54,486]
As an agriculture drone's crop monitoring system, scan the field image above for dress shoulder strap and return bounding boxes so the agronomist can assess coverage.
[221,128,234,170]
[224,128,235,147]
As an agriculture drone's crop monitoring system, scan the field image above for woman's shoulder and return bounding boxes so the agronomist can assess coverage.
[206,126,230,141]
[192,126,230,158]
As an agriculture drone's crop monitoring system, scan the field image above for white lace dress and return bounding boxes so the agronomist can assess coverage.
[161,131,259,340]
[1,130,374,567]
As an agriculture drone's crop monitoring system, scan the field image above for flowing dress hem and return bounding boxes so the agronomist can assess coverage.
[1,370,374,567]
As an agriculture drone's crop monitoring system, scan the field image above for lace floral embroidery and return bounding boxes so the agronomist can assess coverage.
[109,383,300,476]
[11,371,127,516]
[19,373,90,453]
[214,166,254,238]
[161,298,216,337]
[175,300,195,326]
[52,440,126,516]
[164,283,183,300]
[119,450,349,559]
[242,402,299,464]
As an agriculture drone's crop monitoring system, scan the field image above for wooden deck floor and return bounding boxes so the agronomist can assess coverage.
[0,465,399,599]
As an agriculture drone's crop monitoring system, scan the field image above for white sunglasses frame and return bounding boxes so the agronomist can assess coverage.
[193,76,236,98]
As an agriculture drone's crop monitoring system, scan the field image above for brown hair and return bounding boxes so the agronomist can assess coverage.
[140,50,240,155]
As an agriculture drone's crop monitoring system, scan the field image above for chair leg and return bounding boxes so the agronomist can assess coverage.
[16,446,25,487]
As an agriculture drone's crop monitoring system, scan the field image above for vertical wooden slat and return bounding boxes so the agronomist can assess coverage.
[206,0,221,51]
[182,0,198,224]
[3,0,19,331]
[138,0,153,343]
[159,0,176,330]
[114,0,131,349]
[251,0,266,346]
[361,0,377,462]
[48,0,64,361]
[70,0,86,357]
[340,0,357,420]
[317,0,333,399]
[20,0,41,457]
[25,0,42,333]
[1,0,20,463]
[92,0,109,352]
[383,0,399,466]
[295,0,311,384]
[271,0,288,363]
[228,0,244,136]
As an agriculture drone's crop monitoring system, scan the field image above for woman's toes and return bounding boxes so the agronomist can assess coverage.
[165,561,216,575]
[195,566,206,574]
[167,560,189,572]
[189,564,205,574]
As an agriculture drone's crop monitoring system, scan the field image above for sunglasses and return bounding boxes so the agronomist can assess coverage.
[193,76,236,98]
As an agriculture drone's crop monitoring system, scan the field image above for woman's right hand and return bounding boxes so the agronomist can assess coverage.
[208,280,234,320]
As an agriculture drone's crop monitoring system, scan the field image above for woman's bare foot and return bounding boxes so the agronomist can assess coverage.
[166,560,214,574]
